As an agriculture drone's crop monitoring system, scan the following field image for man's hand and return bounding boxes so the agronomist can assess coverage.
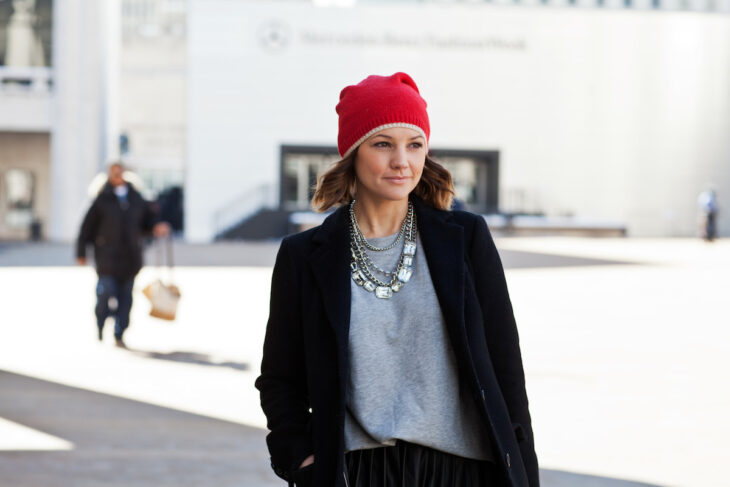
[76,257,86,266]
[299,454,314,469]
[153,222,171,238]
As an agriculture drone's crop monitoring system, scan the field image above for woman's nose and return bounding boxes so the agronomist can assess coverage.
[391,147,409,168]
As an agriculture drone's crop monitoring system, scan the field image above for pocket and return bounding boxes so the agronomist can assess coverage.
[291,463,314,487]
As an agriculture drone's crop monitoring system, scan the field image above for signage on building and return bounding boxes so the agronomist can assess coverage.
[258,20,526,53]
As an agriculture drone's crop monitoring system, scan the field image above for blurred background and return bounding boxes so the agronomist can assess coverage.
[0,0,728,486]
[0,0,728,242]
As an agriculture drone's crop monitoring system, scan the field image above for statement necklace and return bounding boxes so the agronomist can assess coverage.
[349,200,417,299]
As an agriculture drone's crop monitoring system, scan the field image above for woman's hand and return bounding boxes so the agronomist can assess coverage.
[153,222,171,238]
[299,454,314,469]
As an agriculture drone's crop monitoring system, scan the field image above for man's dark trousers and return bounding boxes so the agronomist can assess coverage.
[96,275,135,339]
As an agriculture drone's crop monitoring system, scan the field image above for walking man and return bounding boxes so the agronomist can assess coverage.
[76,162,170,347]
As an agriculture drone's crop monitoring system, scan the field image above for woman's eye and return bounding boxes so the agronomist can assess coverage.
[372,141,422,148]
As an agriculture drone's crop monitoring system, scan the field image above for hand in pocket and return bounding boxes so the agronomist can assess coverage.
[292,461,313,487]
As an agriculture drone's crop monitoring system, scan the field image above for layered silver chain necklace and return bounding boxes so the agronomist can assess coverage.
[349,200,417,299]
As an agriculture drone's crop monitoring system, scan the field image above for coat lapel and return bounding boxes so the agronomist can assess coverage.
[413,198,466,339]
[308,206,352,352]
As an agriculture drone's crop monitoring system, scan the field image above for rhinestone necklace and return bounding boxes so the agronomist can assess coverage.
[349,200,417,299]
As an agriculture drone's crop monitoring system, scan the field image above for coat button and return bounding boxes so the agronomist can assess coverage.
[506,453,511,468]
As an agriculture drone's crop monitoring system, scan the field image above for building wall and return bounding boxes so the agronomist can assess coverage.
[187,0,730,241]
[120,0,186,193]
[0,82,52,132]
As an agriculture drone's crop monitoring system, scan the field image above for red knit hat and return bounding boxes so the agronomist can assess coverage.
[336,72,430,158]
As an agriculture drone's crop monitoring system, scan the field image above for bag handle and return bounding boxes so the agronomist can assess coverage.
[154,235,174,282]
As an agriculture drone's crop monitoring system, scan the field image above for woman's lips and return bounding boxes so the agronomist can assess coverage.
[384,176,409,184]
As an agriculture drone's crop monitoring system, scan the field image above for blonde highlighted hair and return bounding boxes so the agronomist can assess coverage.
[311,150,455,212]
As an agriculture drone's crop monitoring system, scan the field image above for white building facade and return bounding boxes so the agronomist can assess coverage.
[2,0,729,242]
[186,0,730,241]
[1,0,183,243]
[0,0,118,242]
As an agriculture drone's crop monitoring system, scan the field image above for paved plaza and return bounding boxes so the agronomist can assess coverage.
[0,237,728,486]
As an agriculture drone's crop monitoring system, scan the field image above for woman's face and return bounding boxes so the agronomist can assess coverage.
[354,126,427,205]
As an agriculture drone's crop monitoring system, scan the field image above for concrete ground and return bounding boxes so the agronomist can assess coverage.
[0,237,728,486]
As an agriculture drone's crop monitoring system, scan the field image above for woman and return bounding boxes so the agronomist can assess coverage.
[255,72,538,487]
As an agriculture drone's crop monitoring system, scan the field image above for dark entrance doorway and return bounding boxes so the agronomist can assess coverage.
[279,145,499,213]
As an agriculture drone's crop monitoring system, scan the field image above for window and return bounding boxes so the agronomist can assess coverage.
[281,147,340,210]
[430,149,499,214]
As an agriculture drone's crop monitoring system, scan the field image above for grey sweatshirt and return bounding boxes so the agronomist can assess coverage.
[344,232,494,461]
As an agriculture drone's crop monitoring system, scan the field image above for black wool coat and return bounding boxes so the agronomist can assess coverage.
[255,197,539,487]
[76,183,158,278]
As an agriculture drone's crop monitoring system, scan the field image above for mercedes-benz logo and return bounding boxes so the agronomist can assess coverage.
[258,20,292,52]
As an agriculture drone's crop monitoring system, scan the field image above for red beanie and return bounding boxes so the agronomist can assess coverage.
[336,72,430,158]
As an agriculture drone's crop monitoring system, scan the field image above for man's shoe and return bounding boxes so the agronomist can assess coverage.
[115,338,127,349]
[97,328,103,341]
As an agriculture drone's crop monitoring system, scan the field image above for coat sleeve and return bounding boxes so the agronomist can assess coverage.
[76,200,99,259]
[468,215,539,486]
[254,238,313,482]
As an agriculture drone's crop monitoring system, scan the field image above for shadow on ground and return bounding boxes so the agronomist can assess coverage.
[540,468,666,487]
[0,370,275,487]
[130,350,249,371]
[498,249,636,269]
[0,242,637,269]
[0,371,666,487]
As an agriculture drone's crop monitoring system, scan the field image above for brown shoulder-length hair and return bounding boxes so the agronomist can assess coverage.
[311,150,455,212]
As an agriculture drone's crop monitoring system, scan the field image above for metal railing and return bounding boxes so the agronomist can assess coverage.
[212,183,277,238]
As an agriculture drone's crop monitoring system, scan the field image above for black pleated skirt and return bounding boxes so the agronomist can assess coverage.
[344,440,504,487]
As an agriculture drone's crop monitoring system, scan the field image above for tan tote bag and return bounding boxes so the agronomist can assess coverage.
[142,236,181,321]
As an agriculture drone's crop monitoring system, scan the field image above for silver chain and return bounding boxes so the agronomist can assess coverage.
[349,200,408,252]
[349,200,417,299]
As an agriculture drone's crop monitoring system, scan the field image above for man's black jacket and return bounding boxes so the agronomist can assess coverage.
[76,182,157,278]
